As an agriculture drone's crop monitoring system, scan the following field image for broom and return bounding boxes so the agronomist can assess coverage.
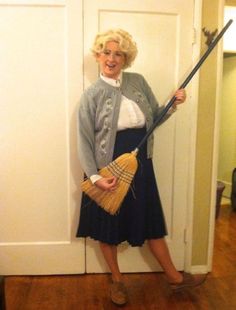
[81,19,233,215]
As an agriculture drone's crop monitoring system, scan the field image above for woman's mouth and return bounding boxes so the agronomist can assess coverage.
[106,63,116,69]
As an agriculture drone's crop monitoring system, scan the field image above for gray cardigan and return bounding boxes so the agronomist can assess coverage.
[77,72,170,178]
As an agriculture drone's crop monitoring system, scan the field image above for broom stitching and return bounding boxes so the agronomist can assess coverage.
[107,161,135,184]
[110,155,136,175]
[109,160,133,172]
[109,157,135,176]
[107,168,131,184]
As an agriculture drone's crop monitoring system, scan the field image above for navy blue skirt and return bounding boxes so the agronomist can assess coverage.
[76,128,167,246]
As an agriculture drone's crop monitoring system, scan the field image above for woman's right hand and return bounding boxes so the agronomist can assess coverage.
[94,176,117,191]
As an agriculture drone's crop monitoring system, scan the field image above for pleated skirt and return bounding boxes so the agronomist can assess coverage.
[76,127,167,247]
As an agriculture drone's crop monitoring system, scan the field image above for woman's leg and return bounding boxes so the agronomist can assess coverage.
[99,242,122,282]
[147,238,183,283]
[100,238,181,283]
[99,242,128,305]
[148,238,207,289]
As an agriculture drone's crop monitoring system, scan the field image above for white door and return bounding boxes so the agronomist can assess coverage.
[83,0,196,272]
[0,0,85,275]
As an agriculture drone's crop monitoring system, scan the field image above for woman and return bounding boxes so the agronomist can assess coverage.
[76,29,206,306]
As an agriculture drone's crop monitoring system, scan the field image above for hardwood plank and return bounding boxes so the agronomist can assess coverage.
[0,276,6,310]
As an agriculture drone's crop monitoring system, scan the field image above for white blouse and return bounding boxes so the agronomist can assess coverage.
[101,73,146,131]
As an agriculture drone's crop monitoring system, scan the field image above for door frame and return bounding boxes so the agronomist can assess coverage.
[207,0,225,272]
[184,0,203,273]
[187,0,225,274]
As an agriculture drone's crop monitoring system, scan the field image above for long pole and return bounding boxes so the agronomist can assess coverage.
[135,19,233,152]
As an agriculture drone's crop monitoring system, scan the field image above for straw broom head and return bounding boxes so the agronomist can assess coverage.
[81,150,138,215]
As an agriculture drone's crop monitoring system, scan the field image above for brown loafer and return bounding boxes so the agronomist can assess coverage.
[170,272,207,290]
[110,281,128,306]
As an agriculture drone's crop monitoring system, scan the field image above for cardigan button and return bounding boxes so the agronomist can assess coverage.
[105,98,112,105]
[101,140,106,148]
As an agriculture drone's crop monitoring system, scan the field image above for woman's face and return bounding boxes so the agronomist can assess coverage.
[96,41,125,79]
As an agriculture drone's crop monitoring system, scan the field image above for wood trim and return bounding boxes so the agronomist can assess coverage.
[207,0,225,272]
[184,0,202,272]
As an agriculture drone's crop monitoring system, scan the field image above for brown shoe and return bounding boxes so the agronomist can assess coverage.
[110,281,128,306]
[170,272,207,290]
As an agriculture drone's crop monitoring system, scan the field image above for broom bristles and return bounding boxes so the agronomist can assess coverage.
[81,151,138,215]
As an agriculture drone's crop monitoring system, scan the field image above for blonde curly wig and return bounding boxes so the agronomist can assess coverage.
[91,29,138,69]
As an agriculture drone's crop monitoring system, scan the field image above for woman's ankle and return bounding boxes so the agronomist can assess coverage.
[165,272,183,284]
[111,273,123,283]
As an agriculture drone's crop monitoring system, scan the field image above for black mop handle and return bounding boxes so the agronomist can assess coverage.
[135,19,233,152]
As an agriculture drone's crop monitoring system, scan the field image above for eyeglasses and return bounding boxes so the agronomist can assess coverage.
[101,50,124,59]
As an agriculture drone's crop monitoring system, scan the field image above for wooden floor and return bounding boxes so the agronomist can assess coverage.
[4,203,236,310]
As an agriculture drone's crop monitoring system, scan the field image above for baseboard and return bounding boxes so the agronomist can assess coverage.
[189,265,209,274]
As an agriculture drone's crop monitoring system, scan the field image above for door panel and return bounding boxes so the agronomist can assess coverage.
[0,0,85,275]
[83,0,195,272]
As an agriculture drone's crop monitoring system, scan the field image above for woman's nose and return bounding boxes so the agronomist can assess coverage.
[108,53,115,60]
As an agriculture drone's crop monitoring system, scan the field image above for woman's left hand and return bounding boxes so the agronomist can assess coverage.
[174,88,186,105]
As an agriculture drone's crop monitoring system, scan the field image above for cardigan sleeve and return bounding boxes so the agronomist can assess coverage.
[77,92,98,178]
